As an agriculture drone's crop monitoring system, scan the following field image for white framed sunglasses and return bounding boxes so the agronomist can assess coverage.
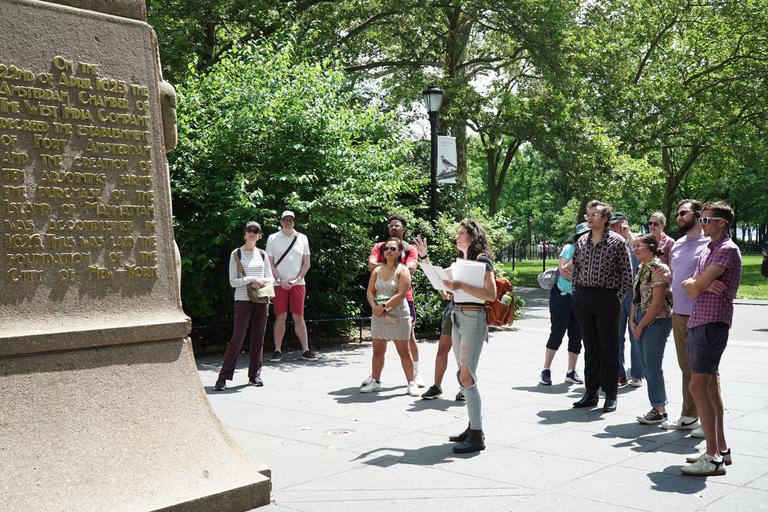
[699,216,724,225]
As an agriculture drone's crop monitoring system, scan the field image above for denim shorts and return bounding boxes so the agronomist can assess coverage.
[687,322,729,375]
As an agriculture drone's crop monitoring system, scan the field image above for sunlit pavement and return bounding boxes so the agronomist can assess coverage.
[197,286,768,512]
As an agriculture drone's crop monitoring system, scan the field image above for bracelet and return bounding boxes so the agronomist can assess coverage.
[383,304,391,312]
[419,254,428,261]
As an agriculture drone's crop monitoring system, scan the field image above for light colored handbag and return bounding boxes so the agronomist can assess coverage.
[537,267,560,290]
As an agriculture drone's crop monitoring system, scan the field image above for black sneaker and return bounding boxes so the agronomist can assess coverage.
[455,389,465,401]
[248,377,264,387]
[637,408,668,424]
[421,385,442,400]
[269,351,282,362]
[540,369,552,385]
[214,378,226,391]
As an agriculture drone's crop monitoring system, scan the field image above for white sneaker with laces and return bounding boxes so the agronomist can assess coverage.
[413,373,426,388]
[686,449,732,466]
[690,425,705,438]
[361,374,374,386]
[661,415,699,430]
[406,381,420,397]
[360,380,381,393]
[681,453,726,476]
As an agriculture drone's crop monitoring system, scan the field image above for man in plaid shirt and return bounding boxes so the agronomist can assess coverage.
[680,201,741,476]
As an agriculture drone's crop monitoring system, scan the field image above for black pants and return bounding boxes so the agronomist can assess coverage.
[572,286,621,397]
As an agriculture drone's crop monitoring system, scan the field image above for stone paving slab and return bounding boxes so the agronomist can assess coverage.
[197,286,768,511]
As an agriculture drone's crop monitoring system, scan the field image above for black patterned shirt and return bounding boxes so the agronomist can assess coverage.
[572,229,633,302]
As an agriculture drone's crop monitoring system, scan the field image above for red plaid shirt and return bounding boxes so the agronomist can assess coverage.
[688,235,742,328]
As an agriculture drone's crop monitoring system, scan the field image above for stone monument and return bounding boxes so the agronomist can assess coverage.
[0,1,271,510]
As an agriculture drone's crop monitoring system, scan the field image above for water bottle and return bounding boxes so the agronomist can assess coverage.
[500,292,512,306]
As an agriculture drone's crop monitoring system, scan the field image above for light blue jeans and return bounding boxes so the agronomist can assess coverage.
[620,292,644,380]
[634,308,672,408]
[451,307,487,430]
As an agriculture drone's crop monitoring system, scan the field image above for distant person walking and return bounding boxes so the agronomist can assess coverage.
[214,221,272,391]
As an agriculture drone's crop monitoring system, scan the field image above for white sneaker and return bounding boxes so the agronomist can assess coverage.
[361,374,374,386]
[680,453,726,476]
[406,381,420,397]
[686,449,732,466]
[661,415,699,430]
[690,425,705,438]
[413,373,426,388]
[360,380,381,393]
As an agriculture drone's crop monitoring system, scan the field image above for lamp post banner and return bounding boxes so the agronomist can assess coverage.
[437,136,458,183]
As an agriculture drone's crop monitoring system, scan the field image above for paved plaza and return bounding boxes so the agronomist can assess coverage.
[196,286,768,511]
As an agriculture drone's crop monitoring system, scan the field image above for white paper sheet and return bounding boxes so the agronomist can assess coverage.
[450,259,487,303]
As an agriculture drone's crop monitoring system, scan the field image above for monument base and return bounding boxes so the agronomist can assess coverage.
[0,338,271,511]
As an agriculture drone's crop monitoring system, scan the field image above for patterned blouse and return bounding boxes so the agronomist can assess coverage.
[633,259,672,319]
[572,229,633,302]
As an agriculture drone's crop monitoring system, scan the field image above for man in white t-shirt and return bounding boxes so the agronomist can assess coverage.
[266,210,316,362]
[652,199,709,433]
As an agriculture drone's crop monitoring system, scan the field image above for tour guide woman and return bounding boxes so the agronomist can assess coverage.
[414,221,497,453]
[214,221,273,391]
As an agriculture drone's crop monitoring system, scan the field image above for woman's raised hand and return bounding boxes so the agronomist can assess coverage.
[413,235,428,258]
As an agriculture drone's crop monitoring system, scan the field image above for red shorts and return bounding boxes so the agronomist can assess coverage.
[273,284,306,316]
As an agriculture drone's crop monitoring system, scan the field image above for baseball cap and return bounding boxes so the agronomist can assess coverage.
[280,210,295,219]
[611,211,628,224]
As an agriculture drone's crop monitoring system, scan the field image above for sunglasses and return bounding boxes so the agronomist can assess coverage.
[699,216,725,225]
[676,210,693,218]
[647,221,661,227]
[245,227,260,234]
[383,246,400,252]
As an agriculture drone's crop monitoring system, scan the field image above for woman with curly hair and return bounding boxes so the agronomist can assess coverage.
[414,221,497,453]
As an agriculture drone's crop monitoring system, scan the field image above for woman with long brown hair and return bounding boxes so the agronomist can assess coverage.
[414,221,497,453]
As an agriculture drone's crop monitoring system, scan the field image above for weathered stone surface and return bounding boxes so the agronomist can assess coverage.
[0,1,271,510]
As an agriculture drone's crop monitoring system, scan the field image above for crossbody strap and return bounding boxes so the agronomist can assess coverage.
[275,235,298,268]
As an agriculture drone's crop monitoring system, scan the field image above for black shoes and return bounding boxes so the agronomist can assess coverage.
[214,378,226,391]
[449,425,471,443]
[453,429,485,453]
[603,396,617,412]
[573,389,599,408]
[248,377,264,387]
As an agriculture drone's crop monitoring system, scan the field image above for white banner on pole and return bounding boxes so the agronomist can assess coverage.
[437,135,458,183]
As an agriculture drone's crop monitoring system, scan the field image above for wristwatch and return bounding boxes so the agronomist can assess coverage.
[276,278,282,283]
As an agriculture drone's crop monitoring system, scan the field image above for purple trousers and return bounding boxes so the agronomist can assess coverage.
[218,300,268,380]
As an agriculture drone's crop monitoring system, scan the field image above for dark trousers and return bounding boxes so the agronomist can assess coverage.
[572,286,621,397]
[545,285,582,354]
[218,300,268,380]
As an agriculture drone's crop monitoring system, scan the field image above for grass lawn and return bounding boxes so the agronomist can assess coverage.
[500,253,768,300]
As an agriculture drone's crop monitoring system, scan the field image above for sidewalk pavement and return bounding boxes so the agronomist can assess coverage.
[196,286,768,512]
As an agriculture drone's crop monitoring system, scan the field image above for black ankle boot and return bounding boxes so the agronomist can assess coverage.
[449,424,471,443]
[453,429,485,453]
[573,389,599,408]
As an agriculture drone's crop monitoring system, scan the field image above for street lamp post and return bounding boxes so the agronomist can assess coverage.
[422,85,443,226]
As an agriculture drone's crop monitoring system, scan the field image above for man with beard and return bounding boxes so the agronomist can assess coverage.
[652,200,710,435]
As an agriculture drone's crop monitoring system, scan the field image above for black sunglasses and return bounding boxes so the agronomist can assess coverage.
[246,227,260,234]
[383,246,400,252]
[647,221,660,227]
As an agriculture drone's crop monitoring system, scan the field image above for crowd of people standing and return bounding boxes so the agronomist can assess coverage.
[211,199,742,470]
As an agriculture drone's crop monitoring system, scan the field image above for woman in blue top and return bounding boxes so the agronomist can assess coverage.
[415,221,496,453]
[540,223,589,386]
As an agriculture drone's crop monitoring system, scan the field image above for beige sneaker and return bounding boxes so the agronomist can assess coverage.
[681,453,726,476]
[686,449,732,466]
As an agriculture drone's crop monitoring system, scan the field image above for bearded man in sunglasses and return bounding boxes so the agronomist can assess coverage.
[680,201,741,476]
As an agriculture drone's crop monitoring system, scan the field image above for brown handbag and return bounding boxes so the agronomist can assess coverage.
[486,277,514,327]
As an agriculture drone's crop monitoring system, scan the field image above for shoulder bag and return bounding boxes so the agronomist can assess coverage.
[537,267,560,290]
[233,248,275,303]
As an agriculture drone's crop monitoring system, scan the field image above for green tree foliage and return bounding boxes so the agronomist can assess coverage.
[170,34,425,322]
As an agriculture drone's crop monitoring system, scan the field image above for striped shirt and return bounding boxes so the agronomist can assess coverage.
[229,248,273,302]
[688,235,742,328]
[572,229,633,302]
